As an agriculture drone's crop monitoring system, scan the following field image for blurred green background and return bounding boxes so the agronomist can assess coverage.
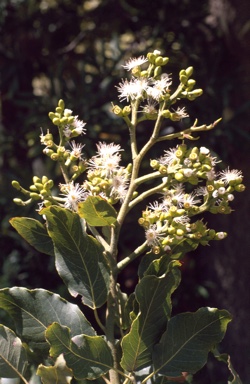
[1,0,250,382]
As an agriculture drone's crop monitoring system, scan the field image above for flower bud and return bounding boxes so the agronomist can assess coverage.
[215,232,227,240]
[175,172,184,181]
[185,66,193,77]
[60,117,68,124]
[162,57,169,65]
[161,110,171,118]
[12,180,21,190]
[155,56,163,66]
[30,193,40,200]
[55,107,62,114]
[180,74,188,85]
[52,118,60,126]
[234,183,245,192]
[13,198,25,206]
[147,52,156,64]
[48,112,56,120]
[154,66,162,77]
[58,99,65,109]
[123,106,131,116]
[150,159,159,170]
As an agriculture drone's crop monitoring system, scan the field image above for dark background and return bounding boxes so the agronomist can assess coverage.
[1,0,250,382]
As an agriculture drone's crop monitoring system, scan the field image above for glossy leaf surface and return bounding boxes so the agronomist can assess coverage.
[46,322,113,380]
[78,196,117,226]
[43,206,110,308]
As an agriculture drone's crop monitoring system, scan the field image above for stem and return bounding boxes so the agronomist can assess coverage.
[93,308,105,333]
[117,241,148,272]
[129,177,169,210]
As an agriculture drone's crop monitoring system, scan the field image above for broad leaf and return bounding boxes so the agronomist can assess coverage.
[46,322,113,380]
[43,206,110,308]
[0,288,95,353]
[78,196,117,226]
[37,354,73,384]
[213,351,243,384]
[121,263,181,371]
[0,325,28,380]
[10,217,54,256]
[153,307,232,377]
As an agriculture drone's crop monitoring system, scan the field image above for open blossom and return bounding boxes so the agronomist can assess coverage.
[217,168,243,185]
[68,140,85,160]
[171,107,189,120]
[147,74,172,100]
[116,77,149,101]
[145,224,164,247]
[122,56,148,71]
[88,142,123,177]
[64,116,86,138]
[60,182,87,210]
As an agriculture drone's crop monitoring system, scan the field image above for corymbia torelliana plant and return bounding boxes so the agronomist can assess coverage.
[1,50,244,383]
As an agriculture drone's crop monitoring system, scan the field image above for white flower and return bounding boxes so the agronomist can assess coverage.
[159,147,178,166]
[96,142,123,157]
[141,98,158,115]
[227,193,234,201]
[116,77,149,101]
[71,116,87,135]
[110,173,129,202]
[64,116,86,137]
[217,232,226,240]
[145,224,164,247]
[68,140,85,159]
[183,168,193,178]
[172,107,189,120]
[173,214,190,225]
[200,146,210,155]
[218,187,226,195]
[217,168,243,185]
[122,56,148,71]
[60,182,87,210]
[147,74,172,100]
[182,193,201,209]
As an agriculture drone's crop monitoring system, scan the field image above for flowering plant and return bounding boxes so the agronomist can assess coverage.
[1,50,244,383]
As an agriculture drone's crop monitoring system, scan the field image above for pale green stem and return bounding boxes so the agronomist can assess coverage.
[117,241,148,272]
[134,171,162,186]
[129,177,169,210]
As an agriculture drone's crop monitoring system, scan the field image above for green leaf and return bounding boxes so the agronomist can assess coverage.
[43,206,110,308]
[9,217,54,256]
[78,196,117,226]
[0,325,28,380]
[121,263,181,372]
[46,322,113,380]
[0,288,95,353]
[37,354,73,384]
[153,307,232,377]
[212,351,243,384]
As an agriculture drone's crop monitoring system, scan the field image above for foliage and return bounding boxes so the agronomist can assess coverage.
[0,49,244,383]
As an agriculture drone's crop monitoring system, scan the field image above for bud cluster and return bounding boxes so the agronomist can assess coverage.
[12,176,55,207]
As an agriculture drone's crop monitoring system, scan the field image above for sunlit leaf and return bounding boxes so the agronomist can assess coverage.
[0,288,95,353]
[153,307,232,377]
[46,323,113,380]
[0,325,28,380]
[78,196,117,226]
[37,354,73,384]
[212,350,243,383]
[42,206,110,308]
[10,217,54,256]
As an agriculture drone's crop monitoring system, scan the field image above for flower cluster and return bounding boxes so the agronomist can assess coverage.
[83,142,131,204]
[139,144,244,253]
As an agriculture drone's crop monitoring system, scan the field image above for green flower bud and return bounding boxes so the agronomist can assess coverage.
[161,110,171,118]
[147,52,156,64]
[162,57,169,65]
[13,198,25,206]
[180,74,188,84]
[12,180,21,190]
[123,106,131,116]
[34,182,44,191]
[140,70,148,77]
[58,99,65,109]
[159,165,168,174]
[51,153,59,161]
[48,112,56,120]
[234,183,245,192]
[131,66,141,77]
[60,117,68,124]
[67,116,75,124]
[33,176,41,184]
[29,185,38,192]
[52,118,60,126]
[55,107,62,114]
[30,193,40,200]
[40,189,49,197]
[42,176,49,184]
[155,56,163,66]
[185,66,193,77]
[44,180,54,190]
[154,66,162,77]
[175,172,184,181]
[150,159,159,170]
